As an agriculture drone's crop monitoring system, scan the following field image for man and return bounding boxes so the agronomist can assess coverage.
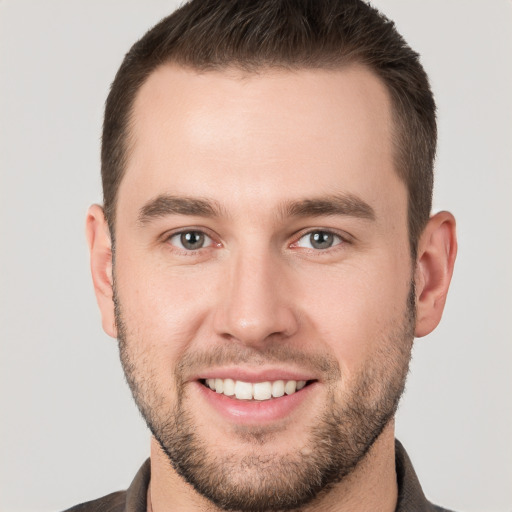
[73,0,457,510]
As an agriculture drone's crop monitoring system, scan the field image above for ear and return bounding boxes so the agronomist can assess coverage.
[414,211,457,338]
[86,204,117,339]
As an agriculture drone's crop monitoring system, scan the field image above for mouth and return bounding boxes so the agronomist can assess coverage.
[194,374,319,424]
[200,378,315,401]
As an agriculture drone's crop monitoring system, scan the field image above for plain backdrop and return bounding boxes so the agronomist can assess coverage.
[1,1,511,511]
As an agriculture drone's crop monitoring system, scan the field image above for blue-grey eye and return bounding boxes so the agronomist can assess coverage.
[169,231,212,250]
[296,231,341,250]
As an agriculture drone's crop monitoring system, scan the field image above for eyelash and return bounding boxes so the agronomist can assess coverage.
[163,228,351,254]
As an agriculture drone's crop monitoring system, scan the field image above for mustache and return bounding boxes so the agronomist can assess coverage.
[175,344,341,381]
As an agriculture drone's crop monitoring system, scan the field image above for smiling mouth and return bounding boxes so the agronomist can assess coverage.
[200,378,315,401]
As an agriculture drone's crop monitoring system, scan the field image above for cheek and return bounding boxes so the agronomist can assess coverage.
[113,248,214,368]
[296,255,412,378]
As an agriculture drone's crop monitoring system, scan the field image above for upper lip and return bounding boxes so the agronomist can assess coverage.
[192,367,317,383]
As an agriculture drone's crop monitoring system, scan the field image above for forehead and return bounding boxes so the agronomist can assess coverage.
[118,63,404,223]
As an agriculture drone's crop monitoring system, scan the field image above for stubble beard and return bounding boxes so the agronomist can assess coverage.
[115,285,415,512]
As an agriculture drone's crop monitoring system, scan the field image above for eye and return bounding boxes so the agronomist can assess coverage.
[168,230,213,251]
[294,230,343,250]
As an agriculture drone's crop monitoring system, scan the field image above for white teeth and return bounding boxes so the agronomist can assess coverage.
[223,378,235,396]
[285,380,297,395]
[234,380,253,400]
[204,378,308,400]
[253,382,272,401]
[271,380,285,398]
[214,378,224,394]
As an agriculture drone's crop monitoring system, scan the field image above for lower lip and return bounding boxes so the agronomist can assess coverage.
[194,381,317,424]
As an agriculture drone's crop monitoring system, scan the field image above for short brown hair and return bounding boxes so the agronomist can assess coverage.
[102,0,436,257]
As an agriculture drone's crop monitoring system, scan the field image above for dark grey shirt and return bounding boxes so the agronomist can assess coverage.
[64,440,454,512]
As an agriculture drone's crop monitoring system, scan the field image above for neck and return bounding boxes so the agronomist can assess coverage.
[148,421,398,512]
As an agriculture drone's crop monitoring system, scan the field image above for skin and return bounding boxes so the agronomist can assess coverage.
[87,64,457,512]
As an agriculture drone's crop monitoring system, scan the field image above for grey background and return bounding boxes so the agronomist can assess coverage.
[1,1,511,511]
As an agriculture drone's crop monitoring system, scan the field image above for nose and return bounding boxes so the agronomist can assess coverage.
[213,249,299,348]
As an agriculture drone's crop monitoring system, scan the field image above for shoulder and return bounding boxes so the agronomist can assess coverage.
[61,459,150,512]
[430,506,456,512]
[395,440,457,512]
[62,490,126,512]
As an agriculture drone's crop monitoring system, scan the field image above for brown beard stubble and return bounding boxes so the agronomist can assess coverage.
[115,282,415,512]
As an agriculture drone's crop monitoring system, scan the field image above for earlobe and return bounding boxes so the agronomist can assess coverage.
[86,204,117,339]
[414,211,457,338]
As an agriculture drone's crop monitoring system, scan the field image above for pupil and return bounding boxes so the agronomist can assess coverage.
[181,231,204,250]
[311,231,333,249]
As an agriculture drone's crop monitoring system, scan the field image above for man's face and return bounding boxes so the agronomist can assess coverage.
[113,64,414,510]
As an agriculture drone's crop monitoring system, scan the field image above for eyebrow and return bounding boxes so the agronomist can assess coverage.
[283,194,376,221]
[138,192,376,225]
[138,195,224,224]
